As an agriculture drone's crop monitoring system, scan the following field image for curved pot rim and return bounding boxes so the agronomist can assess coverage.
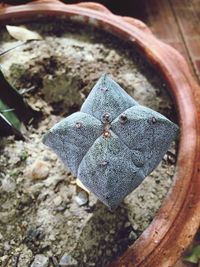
[0,1,200,267]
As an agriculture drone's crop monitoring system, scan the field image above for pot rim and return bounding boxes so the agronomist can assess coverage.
[0,1,200,266]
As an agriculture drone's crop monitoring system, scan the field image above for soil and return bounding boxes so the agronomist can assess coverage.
[0,19,178,267]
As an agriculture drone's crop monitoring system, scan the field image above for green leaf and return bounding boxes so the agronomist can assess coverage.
[0,99,21,130]
[0,67,41,124]
[184,245,200,264]
[0,44,42,139]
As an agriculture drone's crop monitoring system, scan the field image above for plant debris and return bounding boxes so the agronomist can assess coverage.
[6,25,42,42]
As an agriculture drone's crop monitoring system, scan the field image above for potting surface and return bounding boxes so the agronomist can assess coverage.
[0,20,178,266]
[98,0,200,84]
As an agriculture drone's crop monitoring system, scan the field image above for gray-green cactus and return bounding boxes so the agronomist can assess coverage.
[43,74,179,210]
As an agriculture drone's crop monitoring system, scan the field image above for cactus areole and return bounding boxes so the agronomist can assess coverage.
[43,74,179,210]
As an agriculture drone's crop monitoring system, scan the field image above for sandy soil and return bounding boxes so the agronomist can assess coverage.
[0,20,178,267]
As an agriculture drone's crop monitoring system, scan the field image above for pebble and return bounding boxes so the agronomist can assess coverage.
[129,231,138,241]
[67,221,72,226]
[30,254,49,267]
[28,160,49,180]
[0,255,9,265]
[1,176,16,192]
[49,234,56,241]
[4,241,11,251]
[18,247,33,267]
[10,239,15,245]
[59,254,78,267]
[105,50,120,61]
[109,229,115,235]
[53,195,62,206]
[74,191,88,206]
[124,221,131,228]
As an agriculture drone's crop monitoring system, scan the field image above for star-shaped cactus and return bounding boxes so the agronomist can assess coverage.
[43,74,179,210]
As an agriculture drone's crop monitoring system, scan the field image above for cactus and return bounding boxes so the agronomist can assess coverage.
[43,74,179,210]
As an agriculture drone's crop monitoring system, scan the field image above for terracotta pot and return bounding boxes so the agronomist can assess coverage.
[0,1,200,266]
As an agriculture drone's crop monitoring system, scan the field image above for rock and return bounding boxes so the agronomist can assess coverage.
[0,255,9,266]
[59,254,78,267]
[30,254,49,267]
[105,50,120,62]
[128,231,138,242]
[4,241,10,251]
[27,160,49,180]
[74,191,88,206]
[53,195,62,206]
[1,176,16,192]
[49,234,56,241]
[0,210,16,223]
[124,222,131,228]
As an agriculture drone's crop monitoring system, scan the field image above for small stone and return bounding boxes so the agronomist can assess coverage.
[109,229,115,234]
[55,203,68,212]
[10,239,15,245]
[53,195,62,206]
[124,221,131,228]
[128,231,138,241]
[17,247,33,267]
[0,255,9,265]
[27,160,49,180]
[30,254,49,267]
[167,152,176,164]
[4,241,10,251]
[1,176,16,192]
[74,191,88,206]
[49,234,56,241]
[163,151,176,164]
[59,254,78,267]
[67,221,72,226]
